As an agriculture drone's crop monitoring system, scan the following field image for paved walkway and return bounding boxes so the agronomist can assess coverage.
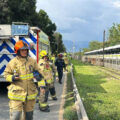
[34,72,66,120]
[0,73,67,120]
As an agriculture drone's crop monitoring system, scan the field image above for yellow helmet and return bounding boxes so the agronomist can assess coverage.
[39,50,47,57]
[64,53,67,56]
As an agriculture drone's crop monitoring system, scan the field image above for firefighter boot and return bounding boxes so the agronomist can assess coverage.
[26,111,33,120]
[49,87,57,100]
[10,111,22,120]
[39,102,50,112]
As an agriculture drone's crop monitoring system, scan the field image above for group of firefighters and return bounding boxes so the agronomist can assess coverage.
[4,40,69,120]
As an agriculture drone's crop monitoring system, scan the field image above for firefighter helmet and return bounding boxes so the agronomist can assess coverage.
[64,53,67,56]
[39,50,47,57]
[14,40,29,54]
[58,53,63,58]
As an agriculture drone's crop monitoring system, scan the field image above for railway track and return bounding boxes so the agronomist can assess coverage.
[98,66,120,80]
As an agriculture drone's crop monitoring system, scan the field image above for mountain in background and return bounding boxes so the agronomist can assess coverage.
[63,40,89,52]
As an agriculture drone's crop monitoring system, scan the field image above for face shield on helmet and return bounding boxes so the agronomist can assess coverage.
[14,40,29,56]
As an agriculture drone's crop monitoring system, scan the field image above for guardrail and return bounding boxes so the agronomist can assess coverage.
[71,64,89,120]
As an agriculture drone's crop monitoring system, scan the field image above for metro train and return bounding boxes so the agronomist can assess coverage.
[82,44,120,70]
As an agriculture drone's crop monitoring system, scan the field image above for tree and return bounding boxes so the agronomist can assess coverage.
[0,0,11,24]
[0,1,66,53]
[37,9,57,53]
[7,0,36,24]
[54,32,66,53]
[107,23,120,46]
[89,40,102,50]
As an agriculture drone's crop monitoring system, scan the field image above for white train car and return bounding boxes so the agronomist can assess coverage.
[83,45,120,70]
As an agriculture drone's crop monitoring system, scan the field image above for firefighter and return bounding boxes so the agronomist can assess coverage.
[63,53,69,71]
[38,50,57,112]
[50,54,57,81]
[55,53,66,84]
[4,40,44,120]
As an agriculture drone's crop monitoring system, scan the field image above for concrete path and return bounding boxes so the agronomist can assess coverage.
[0,73,67,120]
[34,72,66,120]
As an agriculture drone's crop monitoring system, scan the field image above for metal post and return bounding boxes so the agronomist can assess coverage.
[103,30,105,67]
[73,40,75,58]
[79,48,82,60]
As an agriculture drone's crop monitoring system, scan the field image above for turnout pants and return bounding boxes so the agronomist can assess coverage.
[9,99,35,120]
[45,83,56,101]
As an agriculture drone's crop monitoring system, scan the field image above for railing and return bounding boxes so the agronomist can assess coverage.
[71,64,89,120]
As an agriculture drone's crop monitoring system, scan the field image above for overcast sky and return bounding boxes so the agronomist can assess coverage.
[36,0,120,52]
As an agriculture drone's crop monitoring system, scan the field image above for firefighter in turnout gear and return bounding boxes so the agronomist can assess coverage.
[38,50,57,112]
[4,40,43,120]
[63,53,69,71]
[50,54,57,81]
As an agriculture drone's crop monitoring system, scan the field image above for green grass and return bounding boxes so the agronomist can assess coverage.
[72,60,120,120]
[63,71,78,120]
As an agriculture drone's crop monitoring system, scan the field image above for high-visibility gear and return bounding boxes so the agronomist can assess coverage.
[14,40,29,54]
[64,53,67,56]
[4,56,43,101]
[9,100,35,120]
[39,102,50,112]
[51,56,56,63]
[38,59,53,84]
[38,79,46,87]
[10,111,22,120]
[38,87,50,112]
[64,56,69,65]
[39,50,47,57]
[38,58,57,112]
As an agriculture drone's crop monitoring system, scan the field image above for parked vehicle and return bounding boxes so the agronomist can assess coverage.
[0,22,50,82]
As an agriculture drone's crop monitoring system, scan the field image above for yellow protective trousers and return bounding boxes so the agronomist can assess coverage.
[9,99,35,120]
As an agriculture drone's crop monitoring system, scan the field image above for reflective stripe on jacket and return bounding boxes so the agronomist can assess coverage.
[38,59,53,84]
[4,56,43,101]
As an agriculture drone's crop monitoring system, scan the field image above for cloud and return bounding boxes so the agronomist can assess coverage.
[113,1,120,8]
[36,0,120,51]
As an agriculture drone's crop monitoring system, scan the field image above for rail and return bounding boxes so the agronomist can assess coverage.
[71,64,89,120]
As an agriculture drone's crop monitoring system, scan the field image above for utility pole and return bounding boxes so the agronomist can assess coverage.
[79,48,82,60]
[72,40,75,58]
[103,30,105,67]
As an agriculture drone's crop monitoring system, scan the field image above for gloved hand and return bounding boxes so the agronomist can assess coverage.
[33,71,43,81]
[12,75,19,82]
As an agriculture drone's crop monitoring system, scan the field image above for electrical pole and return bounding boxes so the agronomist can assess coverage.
[103,30,105,67]
[72,40,75,58]
[79,48,82,60]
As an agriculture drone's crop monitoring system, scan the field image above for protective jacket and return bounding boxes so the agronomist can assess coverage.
[4,56,43,102]
[64,56,69,65]
[38,59,53,85]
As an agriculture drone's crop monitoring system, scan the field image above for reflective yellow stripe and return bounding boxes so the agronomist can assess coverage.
[39,102,48,107]
[56,72,58,76]
[27,92,38,100]
[46,79,52,84]
[20,73,34,80]
[6,75,13,82]
[8,92,25,101]
[52,95,56,98]
[38,79,46,87]
[44,68,52,72]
